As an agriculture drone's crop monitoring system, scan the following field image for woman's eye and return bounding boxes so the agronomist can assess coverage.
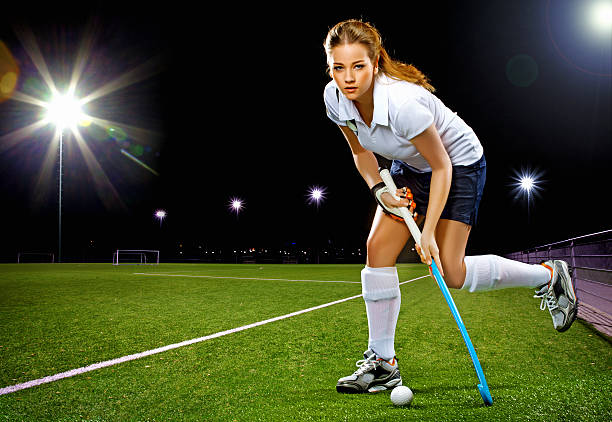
[354,64,364,70]
[333,66,343,71]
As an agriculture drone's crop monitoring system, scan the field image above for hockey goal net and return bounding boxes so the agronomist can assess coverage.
[112,250,159,265]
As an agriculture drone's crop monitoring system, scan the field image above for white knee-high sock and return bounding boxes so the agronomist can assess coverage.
[462,255,551,292]
[361,266,401,361]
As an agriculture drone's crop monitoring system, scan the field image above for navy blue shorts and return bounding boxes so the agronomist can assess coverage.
[390,154,486,226]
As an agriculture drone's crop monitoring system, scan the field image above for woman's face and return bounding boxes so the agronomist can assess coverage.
[329,42,377,103]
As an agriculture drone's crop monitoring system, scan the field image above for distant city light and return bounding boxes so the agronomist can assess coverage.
[307,186,327,207]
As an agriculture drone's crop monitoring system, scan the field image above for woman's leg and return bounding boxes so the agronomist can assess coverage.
[366,207,411,268]
[434,218,577,331]
[336,208,407,393]
[434,219,471,289]
[362,208,410,360]
[434,218,552,291]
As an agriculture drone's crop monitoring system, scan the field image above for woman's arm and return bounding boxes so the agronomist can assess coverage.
[410,123,452,273]
[337,125,411,208]
[338,126,381,188]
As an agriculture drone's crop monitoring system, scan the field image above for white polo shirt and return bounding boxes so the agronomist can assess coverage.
[324,74,483,172]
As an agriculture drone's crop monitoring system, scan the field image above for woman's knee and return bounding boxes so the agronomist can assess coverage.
[366,210,411,267]
[366,228,405,267]
[440,258,466,289]
[366,234,393,267]
[365,231,383,255]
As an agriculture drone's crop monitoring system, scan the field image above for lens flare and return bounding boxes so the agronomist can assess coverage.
[0,40,20,102]
[120,149,159,176]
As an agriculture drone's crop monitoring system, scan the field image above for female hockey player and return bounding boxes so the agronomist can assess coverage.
[322,19,578,394]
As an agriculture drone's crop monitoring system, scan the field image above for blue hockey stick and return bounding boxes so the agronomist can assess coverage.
[380,169,493,406]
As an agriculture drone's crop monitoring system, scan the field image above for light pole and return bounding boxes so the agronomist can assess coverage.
[58,128,63,263]
[520,176,534,223]
[307,186,327,264]
[44,92,84,263]
[228,198,244,263]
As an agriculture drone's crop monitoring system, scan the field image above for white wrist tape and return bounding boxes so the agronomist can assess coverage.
[371,183,405,220]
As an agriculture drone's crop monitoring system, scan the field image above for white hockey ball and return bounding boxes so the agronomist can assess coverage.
[390,386,413,406]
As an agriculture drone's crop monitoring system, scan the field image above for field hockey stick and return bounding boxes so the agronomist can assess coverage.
[379,168,493,406]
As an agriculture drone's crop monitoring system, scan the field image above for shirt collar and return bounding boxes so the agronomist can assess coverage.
[337,75,389,127]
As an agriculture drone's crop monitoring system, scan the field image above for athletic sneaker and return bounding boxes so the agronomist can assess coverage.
[336,349,402,393]
[534,260,578,332]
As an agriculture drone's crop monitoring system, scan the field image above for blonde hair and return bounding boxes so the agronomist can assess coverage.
[323,19,435,92]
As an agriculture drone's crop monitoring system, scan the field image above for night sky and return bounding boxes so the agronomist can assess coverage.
[0,1,610,262]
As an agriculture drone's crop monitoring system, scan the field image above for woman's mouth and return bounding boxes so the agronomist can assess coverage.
[344,87,357,94]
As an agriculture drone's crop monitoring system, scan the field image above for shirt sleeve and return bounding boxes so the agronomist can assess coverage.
[394,99,434,140]
[323,84,347,127]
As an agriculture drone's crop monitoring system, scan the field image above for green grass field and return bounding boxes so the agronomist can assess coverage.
[0,263,610,421]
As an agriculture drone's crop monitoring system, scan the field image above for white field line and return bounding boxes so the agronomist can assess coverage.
[0,274,429,396]
[133,273,361,284]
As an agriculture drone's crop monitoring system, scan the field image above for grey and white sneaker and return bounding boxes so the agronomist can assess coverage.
[534,260,578,332]
[336,349,402,393]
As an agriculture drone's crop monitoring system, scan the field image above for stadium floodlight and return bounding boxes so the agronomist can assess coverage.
[229,197,244,216]
[155,209,167,226]
[510,167,544,224]
[519,176,534,193]
[3,28,166,263]
[307,185,327,208]
[44,93,84,130]
[307,185,327,264]
[545,0,612,77]
[512,169,542,202]
[591,1,612,34]
[43,91,85,263]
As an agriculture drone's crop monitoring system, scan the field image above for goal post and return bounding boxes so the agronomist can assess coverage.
[112,250,160,265]
[17,252,55,263]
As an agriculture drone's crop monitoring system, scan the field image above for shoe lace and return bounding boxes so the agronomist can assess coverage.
[534,285,558,311]
[353,354,379,376]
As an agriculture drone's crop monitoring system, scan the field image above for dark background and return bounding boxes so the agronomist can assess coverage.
[1,1,610,263]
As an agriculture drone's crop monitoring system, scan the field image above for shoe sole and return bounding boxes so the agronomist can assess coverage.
[556,301,579,332]
[336,385,364,394]
[556,261,577,303]
[555,261,579,332]
[336,377,402,394]
[368,378,402,393]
